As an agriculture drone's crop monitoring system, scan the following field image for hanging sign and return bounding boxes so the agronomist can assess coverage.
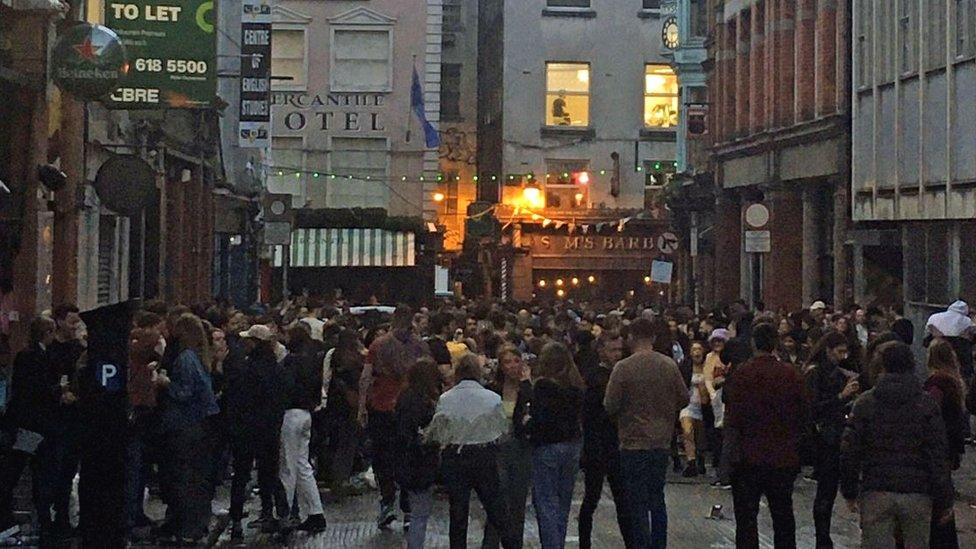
[239,0,272,147]
[105,0,217,108]
[51,23,128,101]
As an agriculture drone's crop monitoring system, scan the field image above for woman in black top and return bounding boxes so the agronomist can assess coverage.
[394,358,442,549]
[516,342,584,549]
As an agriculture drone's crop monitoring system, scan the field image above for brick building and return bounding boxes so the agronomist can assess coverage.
[706,0,851,310]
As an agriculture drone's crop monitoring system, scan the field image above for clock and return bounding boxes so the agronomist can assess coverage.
[270,200,287,216]
[662,16,679,49]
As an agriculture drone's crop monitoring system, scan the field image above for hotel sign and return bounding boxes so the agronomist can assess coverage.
[272,92,387,133]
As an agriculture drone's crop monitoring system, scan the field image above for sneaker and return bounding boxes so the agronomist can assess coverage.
[710,480,732,490]
[402,513,411,532]
[682,461,700,478]
[297,514,327,534]
[376,505,396,530]
[211,502,229,517]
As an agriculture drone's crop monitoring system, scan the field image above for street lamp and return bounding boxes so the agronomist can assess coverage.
[433,192,445,202]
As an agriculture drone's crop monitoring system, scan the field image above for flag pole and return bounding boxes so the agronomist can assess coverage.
[406,54,417,144]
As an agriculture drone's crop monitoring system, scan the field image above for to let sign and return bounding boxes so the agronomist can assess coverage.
[239,0,272,147]
[105,1,217,108]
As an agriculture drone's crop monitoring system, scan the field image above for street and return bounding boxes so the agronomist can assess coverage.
[170,462,976,548]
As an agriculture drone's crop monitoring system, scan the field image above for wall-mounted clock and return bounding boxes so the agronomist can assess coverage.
[662,16,679,49]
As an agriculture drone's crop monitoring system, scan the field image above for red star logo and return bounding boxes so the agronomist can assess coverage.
[74,38,102,61]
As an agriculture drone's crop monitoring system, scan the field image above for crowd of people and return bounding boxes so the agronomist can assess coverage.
[0,292,973,548]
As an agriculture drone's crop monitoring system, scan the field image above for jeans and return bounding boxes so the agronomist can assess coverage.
[859,491,931,549]
[125,432,149,528]
[164,424,213,540]
[406,488,434,549]
[731,464,798,549]
[579,453,635,549]
[620,448,669,549]
[813,447,840,548]
[230,435,288,522]
[441,445,520,549]
[531,441,581,549]
[368,411,401,509]
[279,409,324,519]
[482,437,532,549]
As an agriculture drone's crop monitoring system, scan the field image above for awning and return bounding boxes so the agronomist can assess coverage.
[273,228,416,268]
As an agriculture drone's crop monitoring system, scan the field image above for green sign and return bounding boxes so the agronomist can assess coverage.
[105,1,216,108]
[51,24,128,101]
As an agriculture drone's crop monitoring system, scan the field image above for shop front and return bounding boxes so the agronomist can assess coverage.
[511,221,680,303]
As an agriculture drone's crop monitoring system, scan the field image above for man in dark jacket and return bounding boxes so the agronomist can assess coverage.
[725,322,807,549]
[840,342,954,549]
[0,316,58,540]
[226,324,289,537]
[579,331,634,549]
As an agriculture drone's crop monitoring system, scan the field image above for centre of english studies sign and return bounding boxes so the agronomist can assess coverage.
[105,1,217,109]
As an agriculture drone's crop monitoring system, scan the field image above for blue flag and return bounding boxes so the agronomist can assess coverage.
[411,66,440,148]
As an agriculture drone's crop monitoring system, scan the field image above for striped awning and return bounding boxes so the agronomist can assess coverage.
[273,228,416,268]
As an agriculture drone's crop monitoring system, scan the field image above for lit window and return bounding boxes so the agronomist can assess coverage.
[644,65,679,128]
[331,29,392,92]
[545,62,590,127]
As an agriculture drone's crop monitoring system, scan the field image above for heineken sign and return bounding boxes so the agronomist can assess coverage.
[105,1,217,108]
[51,24,128,101]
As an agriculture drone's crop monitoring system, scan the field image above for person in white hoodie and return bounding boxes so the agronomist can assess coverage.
[926,300,975,384]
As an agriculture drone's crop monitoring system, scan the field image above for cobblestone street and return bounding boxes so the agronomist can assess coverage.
[177,461,976,548]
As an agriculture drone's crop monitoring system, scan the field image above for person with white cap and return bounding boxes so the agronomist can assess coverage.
[926,300,975,384]
[225,324,289,540]
[704,328,731,488]
[810,301,828,329]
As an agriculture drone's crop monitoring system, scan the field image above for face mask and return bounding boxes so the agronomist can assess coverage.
[155,337,167,357]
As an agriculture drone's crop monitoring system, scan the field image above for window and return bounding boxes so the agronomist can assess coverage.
[689,0,707,37]
[328,137,388,208]
[547,0,590,7]
[331,29,392,92]
[644,65,679,128]
[443,0,462,31]
[545,159,589,210]
[545,62,590,127]
[444,172,459,215]
[927,0,947,69]
[272,28,306,90]
[268,137,305,206]
[441,64,462,121]
[899,0,915,74]
[643,161,674,213]
[956,0,974,57]
[643,0,662,8]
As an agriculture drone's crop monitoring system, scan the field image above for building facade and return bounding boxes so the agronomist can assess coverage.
[706,0,851,311]
[850,0,976,333]
[436,0,479,253]
[264,0,443,302]
[479,0,683,302]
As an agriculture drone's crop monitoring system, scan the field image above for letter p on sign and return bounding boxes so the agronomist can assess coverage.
[101,364,118,387]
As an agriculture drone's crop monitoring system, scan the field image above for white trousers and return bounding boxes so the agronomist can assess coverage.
[279,409,324,518]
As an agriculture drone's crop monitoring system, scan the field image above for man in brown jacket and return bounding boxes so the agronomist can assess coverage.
[604,318,687,549]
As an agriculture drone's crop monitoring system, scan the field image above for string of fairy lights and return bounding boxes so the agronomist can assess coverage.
[262,161,680,185]
[262,161,678,229]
